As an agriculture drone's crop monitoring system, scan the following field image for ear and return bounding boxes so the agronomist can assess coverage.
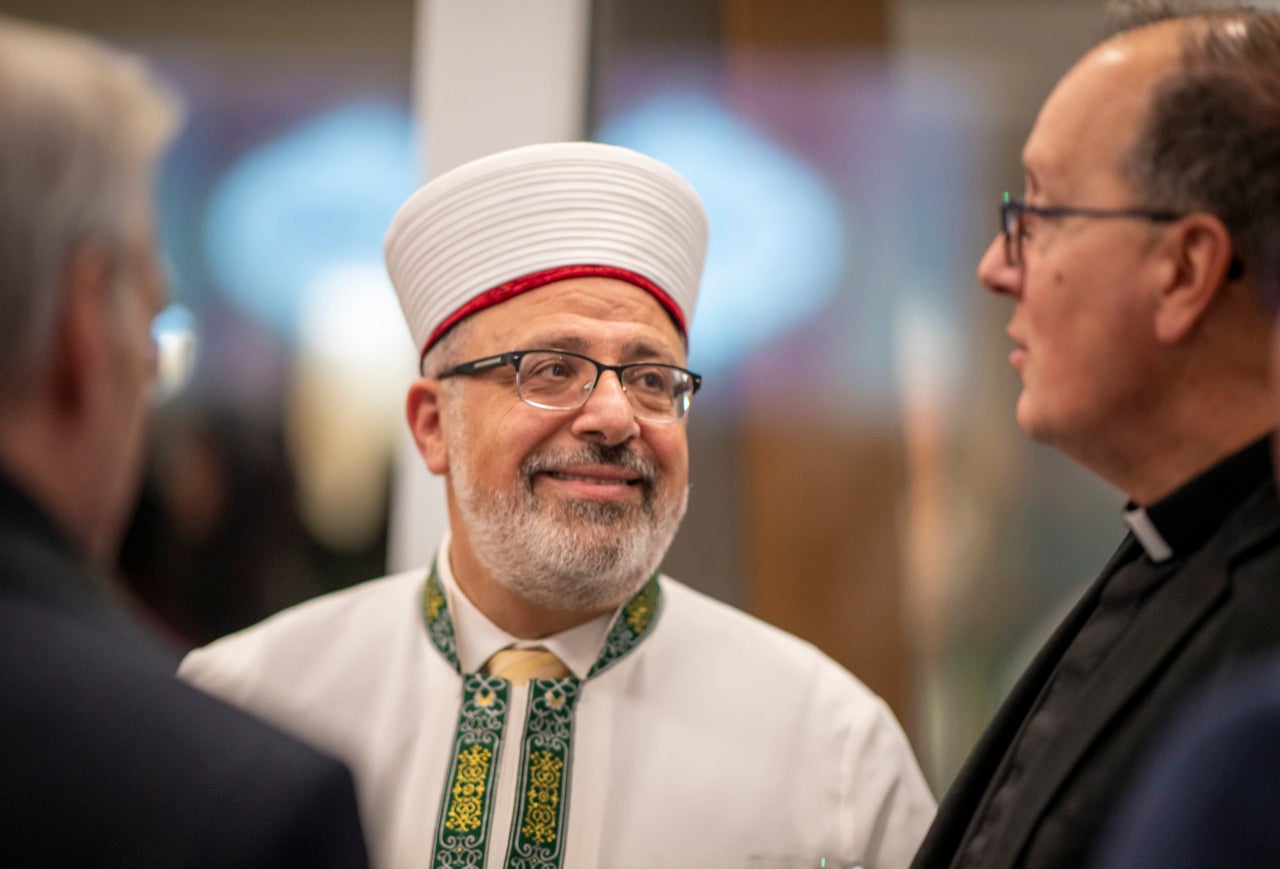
[406,378,450,475]
[1153,214,1236,344]
[49,243,115,417]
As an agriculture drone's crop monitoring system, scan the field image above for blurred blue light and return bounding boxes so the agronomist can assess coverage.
[203,101,418,338]
[598,92,847,375]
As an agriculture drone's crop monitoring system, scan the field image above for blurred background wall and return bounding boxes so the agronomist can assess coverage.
[2,0,1196,792]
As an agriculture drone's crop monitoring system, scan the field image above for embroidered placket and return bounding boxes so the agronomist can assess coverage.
[504,678,581,868]
[432,674,510,868]
[422,566,661,869]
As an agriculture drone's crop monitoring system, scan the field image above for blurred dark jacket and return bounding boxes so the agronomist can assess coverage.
[0,472,370,867]
[1095,654,1280,869]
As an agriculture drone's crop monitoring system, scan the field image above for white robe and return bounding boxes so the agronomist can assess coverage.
[179,544,935,869]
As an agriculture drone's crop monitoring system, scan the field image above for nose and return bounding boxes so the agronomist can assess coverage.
[570,370,641,446]
[977,234,1022,299]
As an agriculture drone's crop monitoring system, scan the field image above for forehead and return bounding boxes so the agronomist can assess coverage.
[462,276,687,361]
[1022,22,1183,198]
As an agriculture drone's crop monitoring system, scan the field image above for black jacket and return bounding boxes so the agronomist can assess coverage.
[913,440,1280,868]
[0,473,369,867]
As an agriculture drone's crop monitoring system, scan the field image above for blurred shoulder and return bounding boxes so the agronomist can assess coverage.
[0,594,369,867]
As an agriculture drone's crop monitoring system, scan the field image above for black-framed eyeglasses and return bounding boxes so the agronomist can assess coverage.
[999,191,1184,267]
[438,349,702,423]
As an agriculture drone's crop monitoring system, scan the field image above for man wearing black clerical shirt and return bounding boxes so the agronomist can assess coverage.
[911,3,1280,868]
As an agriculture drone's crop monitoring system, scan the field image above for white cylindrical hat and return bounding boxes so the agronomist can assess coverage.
[384,141,707,363]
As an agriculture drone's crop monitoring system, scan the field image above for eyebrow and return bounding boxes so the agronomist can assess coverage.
[528,335,589,353]
[524,335,680,364]
[620,340,678,364]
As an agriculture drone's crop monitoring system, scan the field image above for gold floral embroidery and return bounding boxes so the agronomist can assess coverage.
[520,751,564,845]
[424,577,445,623]
[444,745,492,832]
[624,584,656,635]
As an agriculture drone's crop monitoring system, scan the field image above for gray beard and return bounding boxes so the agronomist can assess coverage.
[449,435,687,613]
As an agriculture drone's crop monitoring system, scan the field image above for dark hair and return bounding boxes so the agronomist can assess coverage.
[1106,3,1280,299]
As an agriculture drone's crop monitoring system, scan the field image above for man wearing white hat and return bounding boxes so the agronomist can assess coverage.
[180,141,935,869]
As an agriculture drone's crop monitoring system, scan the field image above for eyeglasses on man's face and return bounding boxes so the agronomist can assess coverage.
[151,303,198,402]
[437,349,702,423]
[118,241,197,403]
[998,191,1184,268]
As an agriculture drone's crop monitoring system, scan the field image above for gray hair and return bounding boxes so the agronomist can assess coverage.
[1105,3,1280,294]
[0,16,180,405]
[419,318,474,381]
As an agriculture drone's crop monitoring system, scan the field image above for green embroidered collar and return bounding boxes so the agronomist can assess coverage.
[420,563,662,678]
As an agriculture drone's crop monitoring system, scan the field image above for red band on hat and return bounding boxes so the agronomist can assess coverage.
[419,264,688,364]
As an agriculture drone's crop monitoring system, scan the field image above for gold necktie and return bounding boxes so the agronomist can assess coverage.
[481,647,571,685]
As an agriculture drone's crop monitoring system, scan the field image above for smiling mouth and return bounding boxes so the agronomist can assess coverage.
[522,444,658,494]
[544,471,642,486]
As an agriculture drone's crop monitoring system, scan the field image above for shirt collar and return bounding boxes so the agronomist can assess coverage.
[436,530,614,679]
[1121,506,1173,563]
[1124,433,1274,563]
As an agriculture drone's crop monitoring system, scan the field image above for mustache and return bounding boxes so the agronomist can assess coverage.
[521,443,659,485]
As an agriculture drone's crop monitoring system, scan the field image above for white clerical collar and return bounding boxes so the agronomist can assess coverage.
[1123,506,1174,563]
[436,530,614,679]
